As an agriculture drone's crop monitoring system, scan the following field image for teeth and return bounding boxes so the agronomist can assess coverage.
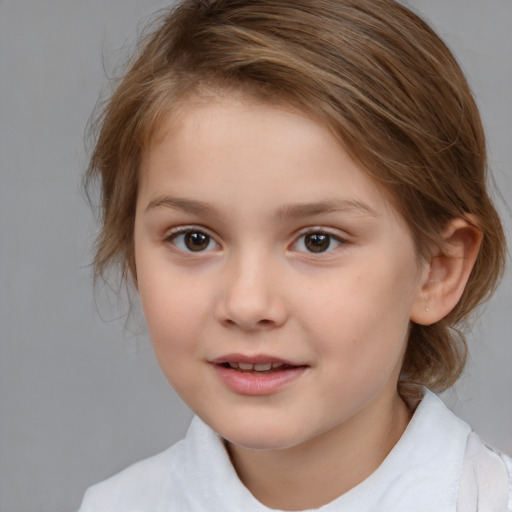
[254,363,272,371]
[225,362,290,371]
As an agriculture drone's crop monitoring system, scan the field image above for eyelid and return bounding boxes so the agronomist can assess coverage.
[290,226,349,253]
[163,225,221,253]
[293,226,349,242]
[164,224,213,238]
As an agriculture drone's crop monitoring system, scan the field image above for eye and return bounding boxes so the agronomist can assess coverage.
[167,229,219,253]
[293,231,343,253]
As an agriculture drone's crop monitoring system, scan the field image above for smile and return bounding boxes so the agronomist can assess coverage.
[220,362,295,374]
[211,355,308,395]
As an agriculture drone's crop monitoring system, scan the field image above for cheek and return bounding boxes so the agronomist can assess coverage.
[301,259,416,368]
[138,274,208,397]
[144,292,198,341]
[137,263,210,355]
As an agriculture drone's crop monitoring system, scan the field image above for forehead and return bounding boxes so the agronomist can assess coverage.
[139,94,400,225]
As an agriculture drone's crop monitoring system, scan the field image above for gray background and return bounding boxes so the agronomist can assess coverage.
[0,1,510,511]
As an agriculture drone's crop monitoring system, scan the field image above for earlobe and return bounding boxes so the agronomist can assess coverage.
[411,217,482,326]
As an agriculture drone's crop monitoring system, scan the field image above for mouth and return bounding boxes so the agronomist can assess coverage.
[217,361,300,374]
[210,355,308,395]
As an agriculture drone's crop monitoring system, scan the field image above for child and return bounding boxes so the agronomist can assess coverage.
[79,0,511,510]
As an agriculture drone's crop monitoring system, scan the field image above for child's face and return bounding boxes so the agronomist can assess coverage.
[134,95,428,451]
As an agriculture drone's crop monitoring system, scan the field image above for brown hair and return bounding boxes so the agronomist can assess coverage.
[87,0,507,400]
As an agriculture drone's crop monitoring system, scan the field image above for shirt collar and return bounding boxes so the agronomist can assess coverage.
[180,390,471,511]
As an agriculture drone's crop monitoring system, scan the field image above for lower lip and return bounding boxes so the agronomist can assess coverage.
[212,364,307,396]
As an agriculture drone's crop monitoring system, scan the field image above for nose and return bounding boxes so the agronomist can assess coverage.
[215,251,288,331]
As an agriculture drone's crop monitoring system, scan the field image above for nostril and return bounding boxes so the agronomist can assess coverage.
[221,316,275,329]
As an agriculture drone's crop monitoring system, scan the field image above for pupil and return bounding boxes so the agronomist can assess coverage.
[185,232,209,251]
[305,233,330,253]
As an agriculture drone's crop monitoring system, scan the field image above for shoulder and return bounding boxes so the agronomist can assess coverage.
[77,416,254,512]
[506,454,512,512]
[77,416,222,512]
[77,438,189,512]
[458,431,512,512]
[409,390,511,511]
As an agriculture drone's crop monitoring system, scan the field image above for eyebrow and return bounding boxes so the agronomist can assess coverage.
[145,195,377,219]
[275,199,377,220]
[145,196,220,216]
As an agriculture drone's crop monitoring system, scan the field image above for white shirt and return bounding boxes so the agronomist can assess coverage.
[78,391,512,511]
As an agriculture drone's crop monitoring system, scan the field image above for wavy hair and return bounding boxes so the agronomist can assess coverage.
[87,0,507,401]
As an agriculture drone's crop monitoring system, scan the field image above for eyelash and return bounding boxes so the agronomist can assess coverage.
[291,229,345,254]
[164,226,347,255]
[164,226,220,254]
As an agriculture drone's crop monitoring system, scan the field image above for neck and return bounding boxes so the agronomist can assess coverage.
[227,391,411,510]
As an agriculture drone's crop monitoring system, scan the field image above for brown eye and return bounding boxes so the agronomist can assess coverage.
[304,233,331,253]
[292,231,343,254]
[170,230,218,253]
[184,232,210,251]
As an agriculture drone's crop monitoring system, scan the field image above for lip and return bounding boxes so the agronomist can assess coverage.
[210,353,301,366]
[210,353,308,396]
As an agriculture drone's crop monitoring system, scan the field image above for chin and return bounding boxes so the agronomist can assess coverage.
[213,415,310,451]
[225,433,299,451]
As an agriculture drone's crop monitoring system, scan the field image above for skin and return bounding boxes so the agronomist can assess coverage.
[133,94,471,509]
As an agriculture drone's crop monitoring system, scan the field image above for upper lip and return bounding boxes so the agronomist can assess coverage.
[210,353,305,366]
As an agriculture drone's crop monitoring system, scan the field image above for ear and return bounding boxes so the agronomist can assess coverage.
[411,217,482,326]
